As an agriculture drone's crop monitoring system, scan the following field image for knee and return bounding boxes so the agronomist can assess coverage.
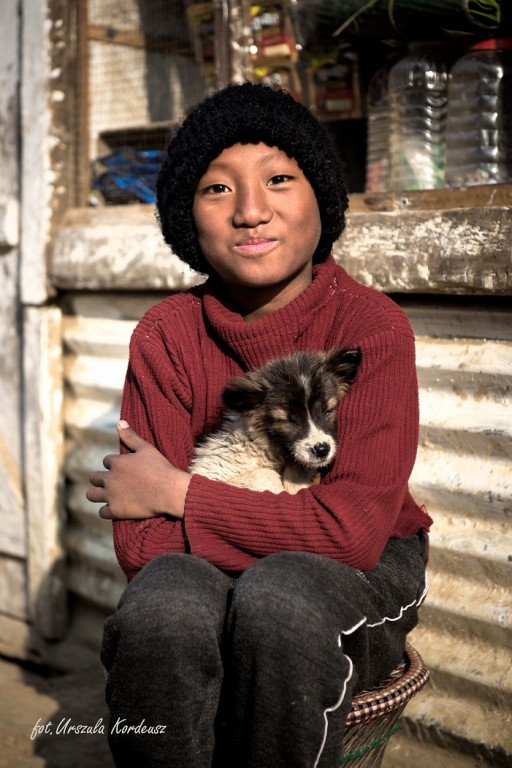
[101,556,230,709]
[113,554,230,644]
[229,553,334,648]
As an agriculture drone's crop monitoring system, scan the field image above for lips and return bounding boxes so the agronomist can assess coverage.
[233,237,278,256]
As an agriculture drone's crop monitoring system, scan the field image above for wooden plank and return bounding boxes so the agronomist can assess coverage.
[0,613,31,660]
[0,0,25,563]
[20,0,52,304]
[87,23,192,55]
[51,211,204,291]
[0,242,24,559]
[0,557,27,620]
[349,184,512,213]
[77,0,91,207]
[334,206,512,295]
[0,432,25,559]
[0,0,19,198]
[23,305,68,641]
[20,0,77,300]
[0,196,19,248]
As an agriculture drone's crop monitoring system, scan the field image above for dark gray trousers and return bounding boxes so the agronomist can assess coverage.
[101,537,426,768]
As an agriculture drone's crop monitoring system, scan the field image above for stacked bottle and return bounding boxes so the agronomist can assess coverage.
[445,38,512,187]
[388,43,452,191]
[365,65,390,193]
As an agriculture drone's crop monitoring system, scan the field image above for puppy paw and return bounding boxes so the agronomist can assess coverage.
[282,465,320,494]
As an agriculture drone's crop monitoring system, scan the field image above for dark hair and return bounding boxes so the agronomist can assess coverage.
[156,82,348,275]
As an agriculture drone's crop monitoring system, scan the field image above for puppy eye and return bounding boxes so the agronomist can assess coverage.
[324,406,338,417]
[274,415,297,426]
[278,416,300,428]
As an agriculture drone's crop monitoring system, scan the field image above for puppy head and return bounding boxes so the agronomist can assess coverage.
[222,348,361,470]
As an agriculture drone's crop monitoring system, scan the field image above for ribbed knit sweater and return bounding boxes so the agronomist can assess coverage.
[113,255,432,580]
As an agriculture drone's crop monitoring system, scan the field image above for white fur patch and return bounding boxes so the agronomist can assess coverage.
[293,417,336,467]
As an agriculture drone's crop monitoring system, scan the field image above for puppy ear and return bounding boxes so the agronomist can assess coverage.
[325,348,362,388]
[222,376,267,413]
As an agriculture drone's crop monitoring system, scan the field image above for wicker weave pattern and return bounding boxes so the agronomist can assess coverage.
[346,643,430,726]
[339,644,430,765]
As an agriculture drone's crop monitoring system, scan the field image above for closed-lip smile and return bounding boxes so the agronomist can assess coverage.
[233,237,278,255]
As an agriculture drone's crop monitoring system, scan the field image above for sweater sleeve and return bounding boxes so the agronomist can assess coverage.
[183,327,431,572]
[111,319,196,581]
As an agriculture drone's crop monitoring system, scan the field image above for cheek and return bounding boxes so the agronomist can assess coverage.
[325,414,339,438]
[267,419,304,448]
[298,198,321,251]
[310,217,322,252]
[195,226,213,257]
[192,206,221,259]
[312,409,338,437]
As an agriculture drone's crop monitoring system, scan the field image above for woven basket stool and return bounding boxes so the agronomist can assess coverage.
[340,643,429,767]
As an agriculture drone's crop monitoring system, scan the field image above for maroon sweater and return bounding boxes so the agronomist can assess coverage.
[114,256,432,580]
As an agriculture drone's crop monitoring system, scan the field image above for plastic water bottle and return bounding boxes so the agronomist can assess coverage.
[388,43,452,191]
[365,65,390,193]
[445,38,512,187]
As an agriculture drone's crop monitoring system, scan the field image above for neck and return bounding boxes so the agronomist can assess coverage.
[222,266,314,323]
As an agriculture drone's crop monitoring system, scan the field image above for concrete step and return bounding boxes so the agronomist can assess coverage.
[412,622,512,710]
[382,727,500,768]
[397,648,511,766]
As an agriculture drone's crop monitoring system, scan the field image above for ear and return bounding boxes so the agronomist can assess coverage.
[325,348,362,387]
[222,375,268,413]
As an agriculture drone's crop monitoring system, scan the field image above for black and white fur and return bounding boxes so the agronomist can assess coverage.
[189,348,362,494]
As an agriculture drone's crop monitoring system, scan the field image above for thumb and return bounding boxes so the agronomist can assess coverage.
[117,421,148,452]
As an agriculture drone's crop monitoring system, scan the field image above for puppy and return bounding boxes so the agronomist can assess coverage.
[189,348,362,494]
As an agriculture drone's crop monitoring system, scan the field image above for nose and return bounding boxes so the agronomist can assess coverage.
[312,442,330,459]
[233,183,272,228]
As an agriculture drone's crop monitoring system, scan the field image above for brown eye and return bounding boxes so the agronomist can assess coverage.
[267,174,292,186]
[205,184,229,194]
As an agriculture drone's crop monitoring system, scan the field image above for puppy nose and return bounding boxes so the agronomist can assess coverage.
[312,442,330,458]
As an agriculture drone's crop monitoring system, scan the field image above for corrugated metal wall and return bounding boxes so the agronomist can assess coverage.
[63,293,159,613]
[61,290,512,763]
[403,300,512,765]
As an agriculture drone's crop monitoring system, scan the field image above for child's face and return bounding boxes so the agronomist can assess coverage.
[192,142,322,314]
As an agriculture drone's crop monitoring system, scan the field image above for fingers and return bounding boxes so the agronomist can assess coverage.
[87,478,114,520]
[86,422,155,521]
[102,453,117,470]
[117,421,148,452]
[86,474,107,503]
[98,504,114,520]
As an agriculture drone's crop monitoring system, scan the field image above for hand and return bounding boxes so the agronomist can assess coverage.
[86,421,191,521]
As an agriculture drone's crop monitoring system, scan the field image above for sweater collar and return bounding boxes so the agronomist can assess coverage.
[202,255,339,370]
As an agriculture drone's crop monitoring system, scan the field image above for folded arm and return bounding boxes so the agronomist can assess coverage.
[89,326,429,579]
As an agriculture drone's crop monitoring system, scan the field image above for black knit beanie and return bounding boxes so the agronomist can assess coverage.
[156,81,348,275]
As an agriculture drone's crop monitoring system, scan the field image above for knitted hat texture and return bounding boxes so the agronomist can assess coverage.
[156,82,348,275]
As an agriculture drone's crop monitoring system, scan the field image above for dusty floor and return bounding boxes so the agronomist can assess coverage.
[0,655,111,768]
[0,655,496,768]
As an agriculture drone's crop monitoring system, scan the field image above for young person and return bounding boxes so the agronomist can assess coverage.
[87,81,432,768]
